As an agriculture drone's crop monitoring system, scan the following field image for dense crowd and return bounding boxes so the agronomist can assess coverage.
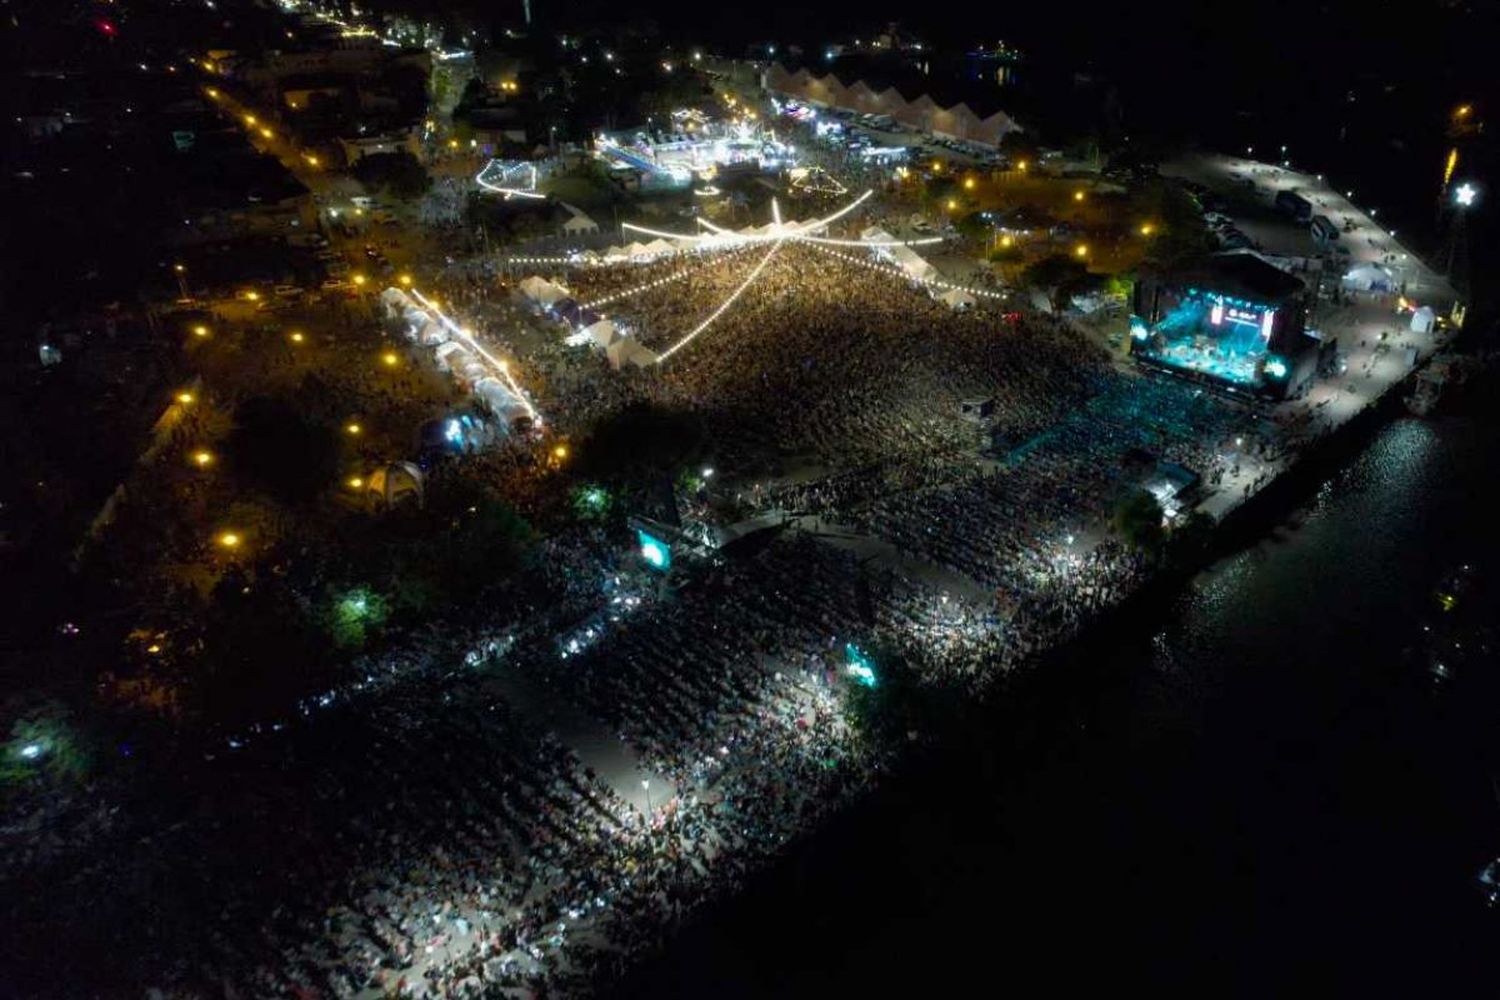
[8,209,1285,998]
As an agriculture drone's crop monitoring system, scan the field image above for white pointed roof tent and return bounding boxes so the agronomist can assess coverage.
[585,319,618,346]
[519,275,570,306]
[473,377,532,429]
[938,287,975,309]
[1341,261,1394,292]
[433,341,469,370]
[366,461,426,508]
[1409,305,1435,333]
[606,337,659,370]
[559,201,599,235]
[861,226,937,281]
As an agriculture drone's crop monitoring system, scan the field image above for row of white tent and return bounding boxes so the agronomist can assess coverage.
[379,288,532,428]
[560,316,660,369]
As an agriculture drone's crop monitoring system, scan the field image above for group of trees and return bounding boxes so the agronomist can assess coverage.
[1112,490,1217,567]
[352,152,432,200]
[1022,253,1107,312]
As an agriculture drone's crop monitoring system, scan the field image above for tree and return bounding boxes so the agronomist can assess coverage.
[579,401,707,485]
[323,586,389,650]
[352,152,431,200]
[924,174,957,207]
[226,396,341,505]
[1165,509,1216,569]
[955,212,989,242]
[1,700,90,794]
[841,642,961,748]
[1113,490,1166,552]
[1145,184,1216,270]
[1022,253,1095,310]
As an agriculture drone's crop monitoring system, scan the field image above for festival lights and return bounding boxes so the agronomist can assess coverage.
[657,239,785,362]
[579,249,751,309]
[475,159,546,200]
[804,243,1008,300]
[409,288,541,425]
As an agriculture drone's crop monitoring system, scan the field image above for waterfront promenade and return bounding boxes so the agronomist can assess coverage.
[1163,153,1458,519]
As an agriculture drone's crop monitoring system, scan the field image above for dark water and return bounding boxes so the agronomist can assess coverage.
[619,411,1500,997]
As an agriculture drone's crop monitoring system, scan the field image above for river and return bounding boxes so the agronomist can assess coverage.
[616,404,1500,996]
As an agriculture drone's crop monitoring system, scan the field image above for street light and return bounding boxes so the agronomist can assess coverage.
[192,324,209,338]
[1455,182,1478,207]
[176,391,195,405]
[1075,243,1089,258]
[289,331,305,344]
[382,351,399,367]
[346,422,362,435]
[192,449,213,467]
[641,778,651,812]
[217,531,241,550]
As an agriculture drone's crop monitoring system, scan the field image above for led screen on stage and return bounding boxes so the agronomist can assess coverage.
[1134,286,1277,388]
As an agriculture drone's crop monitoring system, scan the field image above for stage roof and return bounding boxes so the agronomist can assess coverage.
[1168,251,1307,305]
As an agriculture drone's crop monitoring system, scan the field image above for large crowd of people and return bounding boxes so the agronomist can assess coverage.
[7,185,1291,998]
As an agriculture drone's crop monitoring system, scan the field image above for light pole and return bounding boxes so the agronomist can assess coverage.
[173,263,189,300]
[641,778,651,814]
[1442,181,1478,290]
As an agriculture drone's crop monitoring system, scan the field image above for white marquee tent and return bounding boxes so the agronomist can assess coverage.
[519,275,570,306]
[1341,261,1394,292]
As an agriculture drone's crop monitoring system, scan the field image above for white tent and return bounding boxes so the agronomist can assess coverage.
[380,287,414,314]
[861,226,937,281]
[1409,305,1435,333]
[519,275,570,305]
[413,317,448,346]
[472,378,531,429]
[1341,261,1393,292]
[564,319,617,348]
[559,201,599,235]
[606,337,659,370]
[938,287,975,309]
[558,202,597,235]
[433,342,470,371]
[584,319,618,346]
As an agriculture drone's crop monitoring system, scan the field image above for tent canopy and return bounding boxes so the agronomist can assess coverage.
[1341,261,1393,292]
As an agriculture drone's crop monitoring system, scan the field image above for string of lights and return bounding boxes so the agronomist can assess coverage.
[408,289,542,423]
[475,160,547,200]
[657,238,785,363]
[805,243,1009,301]
[578,246,752,309]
